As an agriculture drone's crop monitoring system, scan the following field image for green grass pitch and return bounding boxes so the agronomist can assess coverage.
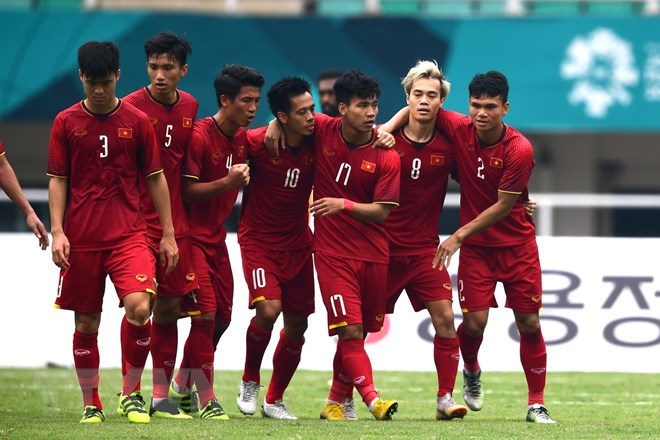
[1,368,658,439]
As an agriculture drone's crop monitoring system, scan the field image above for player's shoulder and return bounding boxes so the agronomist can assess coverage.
[120,99,150,120]
[177,89,199,105]
[503,125,533,150]
[123,87,147,105]
[246,126,267,144]
[55,101,84,120]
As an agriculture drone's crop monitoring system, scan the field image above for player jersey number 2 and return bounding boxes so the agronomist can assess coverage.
[477,157,485,179]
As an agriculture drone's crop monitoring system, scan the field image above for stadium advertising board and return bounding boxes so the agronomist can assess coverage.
[1,234,657,373]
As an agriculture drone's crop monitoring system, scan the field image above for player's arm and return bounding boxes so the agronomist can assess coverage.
[182,163,250,203]
[263,118,283,156]
[433,191,519,270]
[0,155,48,249]
[379,107,410,134]
[146,171,178,275]
[310,198,394,223]
[48,177,70,268]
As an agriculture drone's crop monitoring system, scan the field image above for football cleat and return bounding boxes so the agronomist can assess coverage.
[320,402,346,421]
[79,405,105,423]
[200,399,230,420]
[237,380,260,415]
[118,391,150,424]
[149,398,192,419]
[261,399,298,420]
[370,398,398,421]
[463,369,484,411]
[526,404,556,424]
[436,393,468,420]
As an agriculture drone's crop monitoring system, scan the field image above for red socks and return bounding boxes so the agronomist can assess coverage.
[457,322,483,372]
[242,318,272,384]
[151,322,177,399]
[520,329,547,405]
[265,331,304,403]
[120,316,151,396]
[73,330,101,409]
[338,338,378,406]
[434,335,460,396]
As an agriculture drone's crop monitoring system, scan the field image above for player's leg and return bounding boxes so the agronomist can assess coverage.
[56,250,107,423]
[261,250,314,420]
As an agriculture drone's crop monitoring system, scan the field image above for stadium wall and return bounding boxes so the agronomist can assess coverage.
[3,233,658,373]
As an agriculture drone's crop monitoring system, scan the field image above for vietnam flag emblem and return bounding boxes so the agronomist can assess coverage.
[118,128,133,138]
[361,160,376,173]
[490,157,503,168]
[182,118,192,128]
[430,155,444,166]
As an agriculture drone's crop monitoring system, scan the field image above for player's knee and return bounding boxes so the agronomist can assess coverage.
[75,313,101,333]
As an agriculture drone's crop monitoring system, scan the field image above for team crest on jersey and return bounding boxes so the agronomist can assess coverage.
[182,118,193,128]
[532,295,541,303]
[361,160,376,173]
[270,156,282,165]
[397,150,404,157]
[490,157,503,168]
[465,142,474,151]
[443,283,452,290]
[186,273,196,281]
[323,147,335,157]
[150,118,158,126]
[304,155,315,166]
[118,128,133,139]
[431,155,445,166]
[213,152,224,160]
[375,314,384,322]
[135,274,148,282]
[237,145,246,157]
[74,130,87,137]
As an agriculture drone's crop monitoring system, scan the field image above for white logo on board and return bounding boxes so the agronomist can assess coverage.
[561,28,639,118]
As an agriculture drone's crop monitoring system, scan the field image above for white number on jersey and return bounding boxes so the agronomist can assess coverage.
[165,124,173,147]
[226,153,233,170]
[284,168,300,188]
[477,157,485,179]
[335,162,351,186]
[99,135,109,158]
[410,157,422,180]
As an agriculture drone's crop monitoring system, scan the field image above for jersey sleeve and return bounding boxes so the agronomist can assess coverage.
[47,115,70,178]
[374,149,401,205]
[500,137,534,194]
[437,109,469,141]
[138,114,162,177]
[182,129,204,180]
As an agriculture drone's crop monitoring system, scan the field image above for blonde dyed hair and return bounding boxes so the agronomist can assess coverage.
[401,59,450,99]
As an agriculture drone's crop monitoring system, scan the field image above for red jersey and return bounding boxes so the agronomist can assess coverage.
[386,128,455,256]
[47,100,161,250]
[183,116,248,247]
[437,109,536,247]
[312,115,400,264]
[124,88,198,239]
[238,126,314,250]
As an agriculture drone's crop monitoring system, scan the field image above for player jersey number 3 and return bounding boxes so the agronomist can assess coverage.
[99,135,109,158]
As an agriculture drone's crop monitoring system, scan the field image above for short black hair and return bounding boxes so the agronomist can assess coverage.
[469,70,509,103]
[333,70,380,106]
[317,68,343,84]
[213,64,265,108]
[78,41,119,79]
[267,76,312,117]
[144,31,192,67]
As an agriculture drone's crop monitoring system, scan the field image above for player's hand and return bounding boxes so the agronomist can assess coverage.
[264,119,284,156]
[432,234,462,270]
[373,128,395,149]
[159,233,179,275]
[51,231,70,270]
[26,212,49,250]
[524,197,537,215]
[310,197,344,218]
[226,163,250,188]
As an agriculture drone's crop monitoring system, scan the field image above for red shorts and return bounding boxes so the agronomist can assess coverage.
[147,235,198,297]
[240,244,315,316]
[54,241,156,314]
[314,252,387,336]
[181,241,233,324]
[457,239,542,313]
[386,253,453,313]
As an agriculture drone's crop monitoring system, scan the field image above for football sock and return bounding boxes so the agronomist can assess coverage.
[434,335,460,396]
[151,321,177,399]
[520,329,547,405]
[457,322,483,372]
[266,330,304,403]
[73,330,102,409]
[242,317,272,384]
[328,344,353,403]
[121,315,151,396]
[187,318,216,406]
[338,338,378,406]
